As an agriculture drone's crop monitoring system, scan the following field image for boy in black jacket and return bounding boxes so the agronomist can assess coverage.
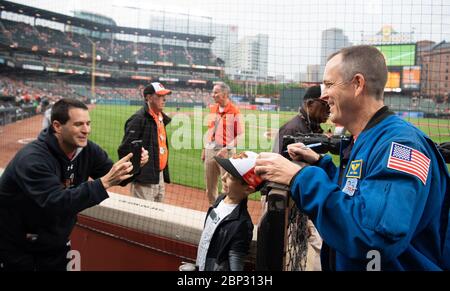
[195,151,262,271]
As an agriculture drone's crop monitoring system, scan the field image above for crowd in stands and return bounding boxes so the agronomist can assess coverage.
[94,85,142,100]
[170,88,211,104]
[0,75,78,105]
[0,19,219,66]
[91,85,211,104]
[0,74,214,105]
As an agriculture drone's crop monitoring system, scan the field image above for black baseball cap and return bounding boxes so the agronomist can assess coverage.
[303,85,322,101]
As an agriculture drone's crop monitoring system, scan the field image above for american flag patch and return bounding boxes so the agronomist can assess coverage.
[387,142,430,185]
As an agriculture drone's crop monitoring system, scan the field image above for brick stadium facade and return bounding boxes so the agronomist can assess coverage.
[417,40,450,101]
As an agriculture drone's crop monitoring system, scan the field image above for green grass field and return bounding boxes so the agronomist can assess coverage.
[89,105,292,198]
[89,105,450,195]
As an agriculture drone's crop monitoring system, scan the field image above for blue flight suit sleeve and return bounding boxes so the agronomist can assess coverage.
[314,154,339,183]
[290,139,434,262]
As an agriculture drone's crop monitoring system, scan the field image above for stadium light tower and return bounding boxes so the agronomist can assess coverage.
[86,38,96,100]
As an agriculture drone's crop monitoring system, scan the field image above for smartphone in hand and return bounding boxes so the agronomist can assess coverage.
[130,140,142,174]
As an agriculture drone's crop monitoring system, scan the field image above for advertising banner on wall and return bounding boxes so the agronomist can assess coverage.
[385,71,401,92]
[402,66,421,90]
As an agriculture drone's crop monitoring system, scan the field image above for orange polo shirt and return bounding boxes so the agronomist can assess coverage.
[149,108,168,171]
[207,101,242,147]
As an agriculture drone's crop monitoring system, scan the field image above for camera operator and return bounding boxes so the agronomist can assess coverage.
[256,45,450,271]
[272,85,329,154]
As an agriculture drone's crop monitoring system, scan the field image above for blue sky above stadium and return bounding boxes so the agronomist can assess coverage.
[7,0,450,78]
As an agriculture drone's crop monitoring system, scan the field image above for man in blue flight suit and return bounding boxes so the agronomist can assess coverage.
[255,45,450,271]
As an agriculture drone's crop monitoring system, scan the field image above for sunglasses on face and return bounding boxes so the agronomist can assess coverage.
[307,98,328,106]
[307,99,330,114]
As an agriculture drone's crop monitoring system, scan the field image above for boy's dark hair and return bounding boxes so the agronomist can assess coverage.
[51,98,88,125]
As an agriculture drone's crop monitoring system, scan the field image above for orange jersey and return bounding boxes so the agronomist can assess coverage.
[207,102,243,147]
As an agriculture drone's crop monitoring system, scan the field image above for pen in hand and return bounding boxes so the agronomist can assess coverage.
[283,142,322,153]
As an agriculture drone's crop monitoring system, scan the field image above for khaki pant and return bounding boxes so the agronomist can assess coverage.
[204,148,235,205]
[305,220,322,271]
[130,172,165,202]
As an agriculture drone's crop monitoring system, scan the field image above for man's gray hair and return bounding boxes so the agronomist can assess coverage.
[328,45,388,100]
[214,82,231,95]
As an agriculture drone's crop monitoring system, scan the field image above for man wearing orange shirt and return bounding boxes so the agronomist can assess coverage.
[118,82,171,202]
[202,82,243,205]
